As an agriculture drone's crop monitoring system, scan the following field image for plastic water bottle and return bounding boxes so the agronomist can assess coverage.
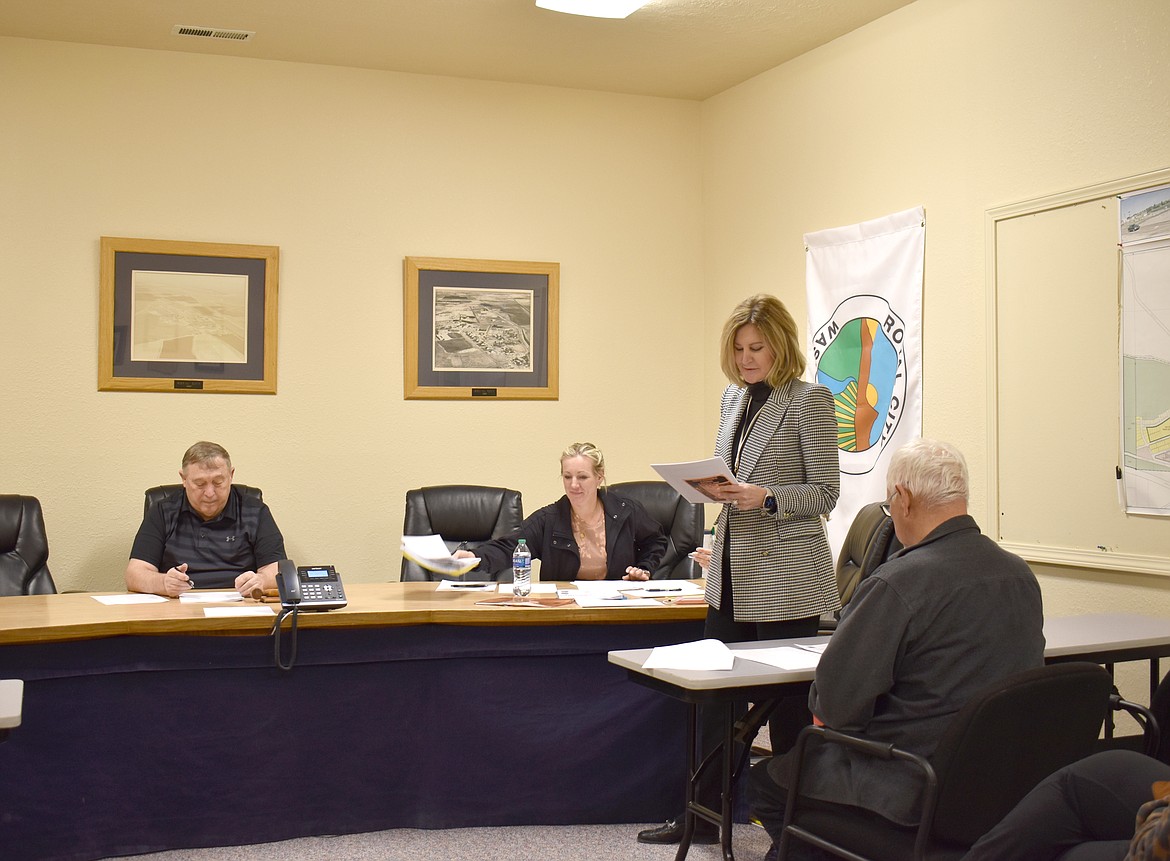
[512,539,532,598]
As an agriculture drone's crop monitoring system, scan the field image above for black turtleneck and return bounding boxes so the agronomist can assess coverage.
[731,381,772,472]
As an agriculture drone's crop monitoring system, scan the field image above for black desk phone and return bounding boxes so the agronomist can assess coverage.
[276,559,347,611]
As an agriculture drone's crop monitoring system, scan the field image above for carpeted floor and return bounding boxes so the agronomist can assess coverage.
[108,822,773,861]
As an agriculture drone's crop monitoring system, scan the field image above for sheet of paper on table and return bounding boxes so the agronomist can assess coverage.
[736,644,825,670]
[624,580,704,598]
[498,582,558,594]
[179,591,244,603]
[642,638,735,671]
[572,579,641,592]
[204,606,276,617]
[573,594,668,609]
[436,580,495,591]
[92,594,169,605]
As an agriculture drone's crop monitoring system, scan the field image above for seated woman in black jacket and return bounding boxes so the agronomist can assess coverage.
[457,442,667,581]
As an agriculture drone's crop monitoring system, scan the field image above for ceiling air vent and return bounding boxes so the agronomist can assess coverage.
[171,25,255,42]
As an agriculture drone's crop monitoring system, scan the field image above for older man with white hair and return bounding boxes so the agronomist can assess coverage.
[749,438,1045,851]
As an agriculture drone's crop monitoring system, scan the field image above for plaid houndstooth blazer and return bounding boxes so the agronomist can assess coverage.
[704,379,842,622]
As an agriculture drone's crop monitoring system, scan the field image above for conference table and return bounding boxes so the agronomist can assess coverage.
[608,612,1170,861]
[0,582,706,861]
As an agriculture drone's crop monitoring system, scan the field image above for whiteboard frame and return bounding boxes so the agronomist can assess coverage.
[985,166,1170,576]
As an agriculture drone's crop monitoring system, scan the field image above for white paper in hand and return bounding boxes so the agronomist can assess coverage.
[401,534,480,576]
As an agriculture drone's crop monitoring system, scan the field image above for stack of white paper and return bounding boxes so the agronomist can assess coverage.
[642,639,735,671]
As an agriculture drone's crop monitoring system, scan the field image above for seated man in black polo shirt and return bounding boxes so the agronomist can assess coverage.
[125,441,287,597]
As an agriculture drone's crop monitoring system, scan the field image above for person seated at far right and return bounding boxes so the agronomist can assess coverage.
[962,748,1170,861]
[748,438,1046,856]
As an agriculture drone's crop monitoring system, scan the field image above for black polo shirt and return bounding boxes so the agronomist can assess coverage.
[129,487,287,589]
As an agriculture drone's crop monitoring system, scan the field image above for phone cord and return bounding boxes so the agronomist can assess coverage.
[271,605,299,671]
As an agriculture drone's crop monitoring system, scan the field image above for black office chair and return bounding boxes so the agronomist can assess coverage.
[779,662,1157,861]
[820,501,901,633]
[0,495,58,596]
[608,480,704,580]
[1099,668,1170,764]
[143,484,264,517]
[401,485,523,581]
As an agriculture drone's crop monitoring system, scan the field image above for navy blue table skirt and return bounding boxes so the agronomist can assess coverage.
[0,619,703,861]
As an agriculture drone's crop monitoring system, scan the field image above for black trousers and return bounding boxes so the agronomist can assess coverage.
[964,749,1170,861]
[693,563,820,817]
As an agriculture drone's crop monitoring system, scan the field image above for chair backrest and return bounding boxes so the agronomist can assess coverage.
[0,495,58,596]
[143,484,263,518]
[929,661,1113,846]
[835,501,902,605]
[401,485,523,581]
[1149,670,1170,764]
[608,481,704,580]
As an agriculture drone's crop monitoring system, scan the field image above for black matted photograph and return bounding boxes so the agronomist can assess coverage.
[403,256,559,400]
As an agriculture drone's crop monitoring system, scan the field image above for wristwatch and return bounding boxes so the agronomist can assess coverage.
[763,491,777,514]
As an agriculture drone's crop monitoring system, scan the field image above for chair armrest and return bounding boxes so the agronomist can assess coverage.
[1112,694,1160,758]
[820,727,901,760]
[781,724,939,861]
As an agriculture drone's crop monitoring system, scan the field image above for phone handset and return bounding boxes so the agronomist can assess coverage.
[276,559,302,607]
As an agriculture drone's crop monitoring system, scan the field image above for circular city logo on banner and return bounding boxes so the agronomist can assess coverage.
[811,295,907,475]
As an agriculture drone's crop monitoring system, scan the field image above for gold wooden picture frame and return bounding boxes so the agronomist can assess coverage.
[99,237,279,394]
[404,256,559,400]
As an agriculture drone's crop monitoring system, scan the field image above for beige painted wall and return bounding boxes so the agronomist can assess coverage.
[699,0,1170,702]
[0,37,707,590]
[2,0,1168,707]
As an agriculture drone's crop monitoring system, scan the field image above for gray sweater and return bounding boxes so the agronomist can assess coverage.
[770,514,1045,825]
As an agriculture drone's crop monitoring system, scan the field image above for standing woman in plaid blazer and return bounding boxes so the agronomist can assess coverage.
[700,293,841,640]
[638,293,841,846]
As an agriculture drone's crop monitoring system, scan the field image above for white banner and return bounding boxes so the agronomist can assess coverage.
[805,206,924,557]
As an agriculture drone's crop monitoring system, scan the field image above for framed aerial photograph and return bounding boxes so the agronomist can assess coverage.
[98,237,279,393]
[403,256,559,400]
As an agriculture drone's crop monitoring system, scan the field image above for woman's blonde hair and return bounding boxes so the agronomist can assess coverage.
[719,294,806,387]
[561,441,606,483]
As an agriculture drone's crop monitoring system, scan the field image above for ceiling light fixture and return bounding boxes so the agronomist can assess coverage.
[535,0,649,20]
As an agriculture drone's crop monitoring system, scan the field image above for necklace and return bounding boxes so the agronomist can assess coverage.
[571,504,604,540]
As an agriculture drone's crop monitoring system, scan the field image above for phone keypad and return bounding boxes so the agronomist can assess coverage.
[302,582,344,602]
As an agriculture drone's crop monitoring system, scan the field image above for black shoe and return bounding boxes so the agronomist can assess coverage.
[636,817,719,845]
